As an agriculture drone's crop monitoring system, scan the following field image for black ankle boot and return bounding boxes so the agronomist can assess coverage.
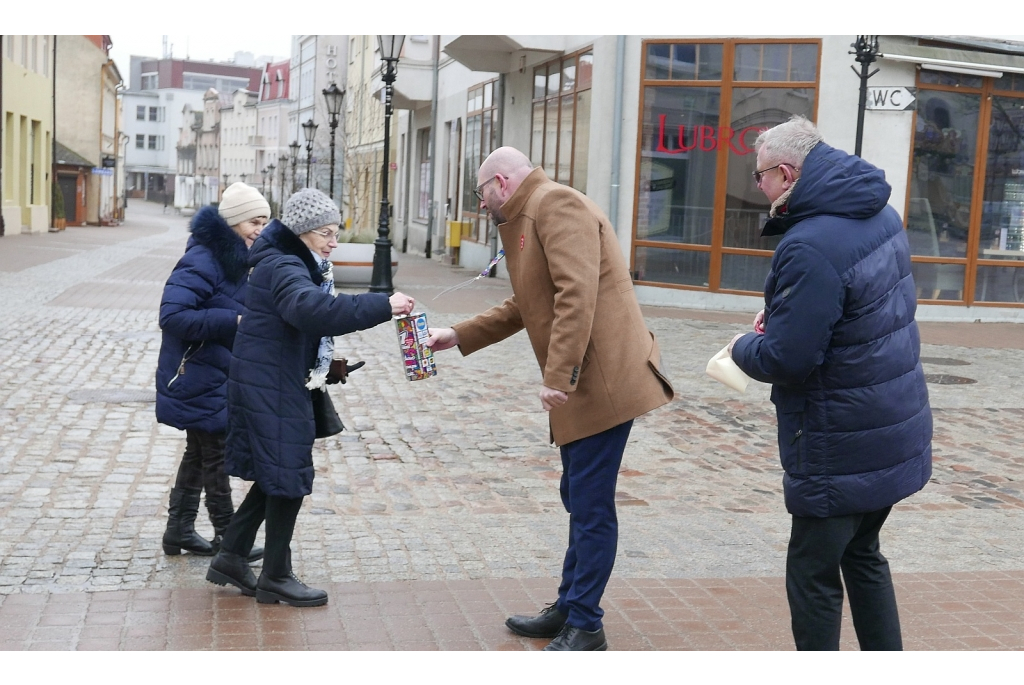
[206,551,257,596]
[255,572,328,607]
[206,493,264,563]
[163,487,214,556]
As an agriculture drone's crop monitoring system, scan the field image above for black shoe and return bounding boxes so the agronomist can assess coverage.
[506,602,567,638]
[255,572,328,607]
[163,487,214,556]
[543,624,608,651]
[206,551,257,596]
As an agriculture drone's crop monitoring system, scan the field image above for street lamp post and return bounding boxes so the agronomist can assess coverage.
[302,118,318,188]
[369,35,405,295]
[289,141,300,194]
[266,163,275,208]
[222,173,230,201]
[191,120,202,208]
[322,83,345,201]
[850,35,880,158]
[278,157,288,213]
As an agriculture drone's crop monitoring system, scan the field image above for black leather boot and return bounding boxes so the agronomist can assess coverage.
[162,487,214,556]
[206,551,257,596]
[255,572,328,607]
[506,602,567,638]
[206,493,264,563]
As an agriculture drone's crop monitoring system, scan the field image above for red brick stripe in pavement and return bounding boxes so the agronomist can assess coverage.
[1,571,1022,651]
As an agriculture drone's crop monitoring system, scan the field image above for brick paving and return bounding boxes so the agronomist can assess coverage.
[0,199,1023,650]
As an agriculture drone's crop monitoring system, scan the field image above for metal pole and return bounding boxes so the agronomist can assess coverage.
[370,59,397,295]
[305,143,313,188]
[278,161,286,215]
[329,122,336,199]
[424,36,439,258]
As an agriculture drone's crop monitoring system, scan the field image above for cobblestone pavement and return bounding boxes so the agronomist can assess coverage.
[1,199,1022,650]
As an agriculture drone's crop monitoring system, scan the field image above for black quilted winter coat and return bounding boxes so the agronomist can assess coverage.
[732,142,932,518]
[224,221,391,498]
[155,206,248,433]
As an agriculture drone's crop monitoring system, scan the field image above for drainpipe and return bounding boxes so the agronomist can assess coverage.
[402,114,412,253]
[488,73,505,275]
[1,35,5,236]
[609,35,625,234]
[424,35,439,258]
[51,36,58,228]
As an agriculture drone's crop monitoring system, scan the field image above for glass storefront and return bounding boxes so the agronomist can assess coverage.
[633,40,820,293]
[908,70,1024,305]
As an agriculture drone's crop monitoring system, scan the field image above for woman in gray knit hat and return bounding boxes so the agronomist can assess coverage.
[207,187,414,607]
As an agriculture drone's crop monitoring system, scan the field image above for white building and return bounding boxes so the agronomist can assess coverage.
[219,89,258,191]
[288,35,348,204]
[122,88,203,202]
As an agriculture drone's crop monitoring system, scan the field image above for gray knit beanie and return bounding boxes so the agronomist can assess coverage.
[282,188,341,235]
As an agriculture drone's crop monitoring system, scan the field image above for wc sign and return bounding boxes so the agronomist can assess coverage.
[866,86,917,111]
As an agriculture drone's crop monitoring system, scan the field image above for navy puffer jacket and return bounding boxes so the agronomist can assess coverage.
[155,206,248,433]
[224,221,392,499]
[732,142,932,518]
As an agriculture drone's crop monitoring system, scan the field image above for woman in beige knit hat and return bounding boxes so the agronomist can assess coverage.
[155,183,270,563]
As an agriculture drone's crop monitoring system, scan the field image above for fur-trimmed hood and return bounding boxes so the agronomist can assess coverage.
[189,205,249,282]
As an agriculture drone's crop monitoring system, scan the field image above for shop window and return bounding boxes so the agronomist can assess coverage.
[530,48,593,190]
[463,80,499,243]
[633,39,819,293]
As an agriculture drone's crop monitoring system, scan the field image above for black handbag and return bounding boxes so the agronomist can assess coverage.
[311,388,344,438]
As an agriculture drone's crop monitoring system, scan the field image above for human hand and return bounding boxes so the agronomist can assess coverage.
[425,327,459,351]
[540,385,568,412]
[753,309,765,334]
[727,332,745,354]
[389,291,415,315]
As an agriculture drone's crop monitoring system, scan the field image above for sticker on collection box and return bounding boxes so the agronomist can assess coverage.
[395,312,437,381]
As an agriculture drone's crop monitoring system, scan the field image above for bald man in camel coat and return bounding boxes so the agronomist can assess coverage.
[427,147,674,651]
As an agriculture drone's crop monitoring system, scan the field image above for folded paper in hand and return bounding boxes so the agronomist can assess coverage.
[706,345,751,393]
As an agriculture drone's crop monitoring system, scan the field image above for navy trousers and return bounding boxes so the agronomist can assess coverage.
[554,419,633,632]
[219,482,302,578]
[786,506,903,650]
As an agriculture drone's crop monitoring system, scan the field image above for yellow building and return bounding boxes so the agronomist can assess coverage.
[54,35,122,225]
[1,35,54,234]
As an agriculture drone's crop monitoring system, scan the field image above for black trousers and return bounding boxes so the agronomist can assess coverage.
[174,429,232,499]
[786,506,902,651]
[219,482,303,578]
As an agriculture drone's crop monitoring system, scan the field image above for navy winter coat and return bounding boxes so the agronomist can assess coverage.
[155,206,248,433]
[732,142,932,518]
[224,221,392,499]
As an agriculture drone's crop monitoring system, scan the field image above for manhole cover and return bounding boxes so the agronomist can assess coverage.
[924,374,977,385]
[67,389,156,403]
[920,357,971,366]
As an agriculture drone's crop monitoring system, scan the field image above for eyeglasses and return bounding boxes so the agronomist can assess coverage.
[752,163,799,185]
[310,227,342,241]
[473,174,499,201]
[752,164,783,185]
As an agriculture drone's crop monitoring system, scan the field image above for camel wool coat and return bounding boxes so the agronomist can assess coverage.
[453,168,674,445]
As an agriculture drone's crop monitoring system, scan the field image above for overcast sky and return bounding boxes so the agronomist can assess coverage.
[108,35,293,78]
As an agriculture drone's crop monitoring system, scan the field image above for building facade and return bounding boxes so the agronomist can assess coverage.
[195,88,226,206]
[54,35,122,225]
[123,55,262,205]
[288,36,347,210]
[1,35,54,234]
[219,89,258,194]
[381,35,1024,320]
[255,58,292,212]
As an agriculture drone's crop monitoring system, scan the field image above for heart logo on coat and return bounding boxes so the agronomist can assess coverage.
[520,234,524,250]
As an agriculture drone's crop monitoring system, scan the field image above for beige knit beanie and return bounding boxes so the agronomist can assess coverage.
[219,182,270,226]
